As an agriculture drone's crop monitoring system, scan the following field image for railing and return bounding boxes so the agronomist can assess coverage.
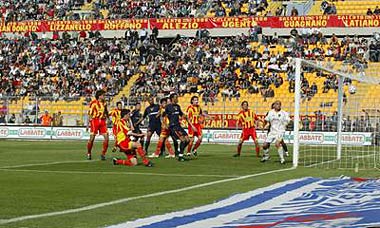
[1,95,379,133]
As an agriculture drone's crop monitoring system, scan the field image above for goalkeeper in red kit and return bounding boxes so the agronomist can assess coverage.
[233,101,260,157]
[112,109,153,167]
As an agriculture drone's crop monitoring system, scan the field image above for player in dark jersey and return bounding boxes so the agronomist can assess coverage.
[167,96,179,156]
[143,97,161,154]
[165,93,195,162]
[130,102,145,148]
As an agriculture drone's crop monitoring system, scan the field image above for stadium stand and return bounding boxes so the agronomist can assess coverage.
[0,0,281,22]
[309,0,380,15]
[1,30,373,120]
[1,0,89,22]
[93,0,275,19]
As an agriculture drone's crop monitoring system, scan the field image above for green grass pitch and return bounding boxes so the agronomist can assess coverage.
[0,140,379,228]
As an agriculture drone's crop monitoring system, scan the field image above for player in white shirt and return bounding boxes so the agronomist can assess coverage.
[261,100,290,164]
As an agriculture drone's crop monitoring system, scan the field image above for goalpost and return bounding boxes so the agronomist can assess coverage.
[292,58,380,170]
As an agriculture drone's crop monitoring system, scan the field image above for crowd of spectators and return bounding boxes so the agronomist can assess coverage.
[0,0,273,22]
[0,108,64,125]
[0,31,135,102]
[1,0,86,22]
[100,0,204,19]
[321,0,337,15]
[300,110,380,145]
[127,28,371,105]
[91,0,270,19]
[300,110,379,133]
[0,28,373,107]
[369,34,380,62]
[367,6,380,15]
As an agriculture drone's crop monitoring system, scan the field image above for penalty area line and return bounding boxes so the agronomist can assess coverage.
[0,160,99,169]
[0,167,295,225]
[0,168,239,178]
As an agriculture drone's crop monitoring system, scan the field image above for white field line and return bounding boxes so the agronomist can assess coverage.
[0,167,295,225]
[306,154,375,168]
[306,159,339,168]
[0,160,98,169]
[0,168,239,178]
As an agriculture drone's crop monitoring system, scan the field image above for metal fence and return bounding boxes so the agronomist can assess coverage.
[1,94,379,136]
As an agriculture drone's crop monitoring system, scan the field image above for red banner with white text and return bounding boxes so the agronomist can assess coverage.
[150,15,380,30]
[1,15,380,32]
[0,19,149,33]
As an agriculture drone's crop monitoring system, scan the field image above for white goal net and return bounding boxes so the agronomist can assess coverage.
[293,58,380,170]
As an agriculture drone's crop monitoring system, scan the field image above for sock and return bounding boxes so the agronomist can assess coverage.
[172,139,179,155]
[193,139,202,151]
[187,139,194,154]
[278,147,284,160]
[263,148,269,157]
[165,140,175,155]
[160,139,166,155]
[140,138,144,149]
[87,140,93,154]
[155,139,164,155]
[102,139,109,155]
[137,146,149,165]
[282,142,288,152]
[179,141,189,156]
[237,144,242,155]
[145,139,150,153]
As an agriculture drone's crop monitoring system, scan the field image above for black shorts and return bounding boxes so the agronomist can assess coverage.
[169,125,187,140]
[132,128,144,141]
[147,125,161,136]
[133,128,142,134]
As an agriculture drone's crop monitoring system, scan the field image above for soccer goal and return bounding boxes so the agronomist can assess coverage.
[292,58,380,170]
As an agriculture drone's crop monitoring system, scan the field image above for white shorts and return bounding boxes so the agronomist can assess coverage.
[265,132,285,143]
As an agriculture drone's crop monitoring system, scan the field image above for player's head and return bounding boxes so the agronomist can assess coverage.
[190,96,199,106]
[241,101,248,111]
[135,102,141,111]
[148,96,155,105]
[95,90,105,101]
[121,109,131,120]
[273,100,281,111]
[170,93,178,104]
[160,98,167,108]
[116,101,122,110]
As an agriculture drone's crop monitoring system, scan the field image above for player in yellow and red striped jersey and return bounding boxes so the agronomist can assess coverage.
[109,101,122,152]
[233,101,260,157]
[186,96,204,157]
[87,90,109,161]
[112,109,153,167]
[148,98,175,158]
